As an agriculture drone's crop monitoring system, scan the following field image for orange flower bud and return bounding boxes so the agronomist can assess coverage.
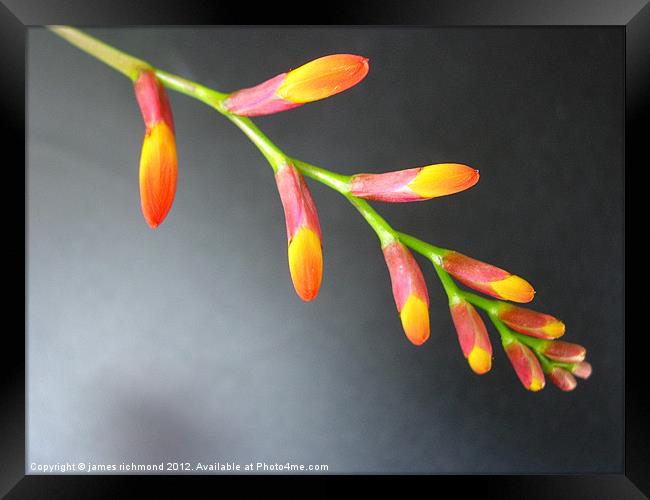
[275,164,323,301]
[450,300,492,374]
[498,304,565,339]
[441,251,534,303]
[504,340,545,391]
[134,70,177,229]
[383,241,430,345]
[280,54,369,103]
[225,54,369,116]
[288,227,322,302]
[350,163,479,202]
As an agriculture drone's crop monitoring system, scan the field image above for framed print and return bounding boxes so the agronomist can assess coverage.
[2,0,647,497]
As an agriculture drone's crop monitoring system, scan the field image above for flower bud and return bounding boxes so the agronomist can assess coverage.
[441,251,534,303]
[383,241,430,345]
[504,340,545,391]
[541,340,585,363]
[134,70,177,229]
[548,367,577,391]
[497,304,565,339]
[350,164,479,202]
[275,164,323,301]
[225,54,369,116]
[450,300,492,374]
[571,361,592,380]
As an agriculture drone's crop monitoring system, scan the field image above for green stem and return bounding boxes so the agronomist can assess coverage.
[291,159,350,193]
[223,115,287,171]
[548,360,577,373]
[429,263,461,305]
[156,70,286,170]
[345,196,397,248]
[291,160,395,246]
[155,69,227,107]
[492,317,517,346]
[461,291,499,317]
[397,232,445,264]
[49,26,151,81]
[537,354,554,373]
[509,331,548,352]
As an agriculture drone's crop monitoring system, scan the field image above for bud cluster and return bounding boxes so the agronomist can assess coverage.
[108,43,591,394]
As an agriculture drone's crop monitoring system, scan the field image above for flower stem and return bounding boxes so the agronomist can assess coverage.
[291,159,396,247]
[154,69,227,107]
[396,232,445,265]
[155,69,287,171]
[222,115,288,172]
[291,159,350,193]
[48,26,151,81]
[344,196,398,248]
[461,292,500,317]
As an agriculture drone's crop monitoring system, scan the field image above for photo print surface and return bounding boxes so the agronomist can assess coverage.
[27,27,623,474]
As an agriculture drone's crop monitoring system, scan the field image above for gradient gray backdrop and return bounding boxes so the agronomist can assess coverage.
[27,27,623,474]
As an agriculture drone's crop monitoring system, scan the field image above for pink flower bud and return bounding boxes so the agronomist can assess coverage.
[542,341,585,363]
[350,163,479,202]
[275,164,323,302]
[441,251,535,303]
[450,300,492,374]
[225,54,369,116]
[498,304,566,339]
[571,361,592,380]
[548,367,577,391]
[504,340,545,391]
[383,241,430,346]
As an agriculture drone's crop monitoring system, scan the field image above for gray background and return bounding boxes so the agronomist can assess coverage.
[27,27,623,473]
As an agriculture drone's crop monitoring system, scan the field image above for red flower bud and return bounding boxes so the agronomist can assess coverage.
[548,367,577,391]
[450,300,492,374]
[497,304,565,339]
[542,340,585,363]
[441,251,535,303]
[571,361,592,380]
[275,164,323,301]
[504,340,545,391]
[383,241,430,346]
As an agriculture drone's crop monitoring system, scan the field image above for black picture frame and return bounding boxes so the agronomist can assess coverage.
[3,1,645,497]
